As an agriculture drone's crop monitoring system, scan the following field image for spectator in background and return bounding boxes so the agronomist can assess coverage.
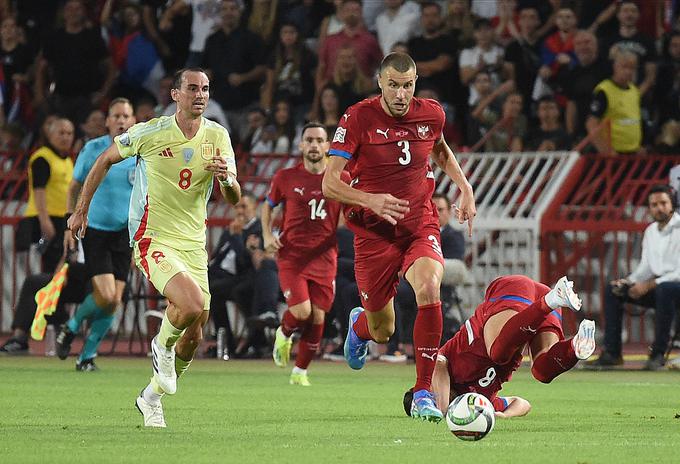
[0,16,32,121]
[247,0,280,47]
[35,0,115,123]
[73,108,106,155]
[525,96,571,151]
[408,1,458,105]
[491,0,520,47]
[21,117,74,271]
[165,0,221,67]
[101,1,165,103]
[134,97,157,123]
[655,31,680,125]
[537,6,578,100]
[445,0,475,48]
[316,0,382,90]
[317,0,344,48]
[143,0,191,72]
[202,0,266,140]
[654,120,680,155]
[586,185,680,371]
[599,0,656,97]
[261,22,317,118]
[317,85,341,136]
[459,18,512,107]
[375,0,421,55]
[562,30,609,138]
[283,0,331,42]
[240,107,270,155]
[265,99,297,154]
[586,50,641,154]
[504,7,543,114]
[466,70,497,145]
[472,84,526,153]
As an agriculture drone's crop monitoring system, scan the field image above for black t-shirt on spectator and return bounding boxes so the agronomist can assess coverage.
[561,58,610,136]
[654,59,680,122]
[589,88,609,118]
[504,38,542,112]
[141,0,192,73]
[0,43,33,114]
[525,127,572,151]
[43,27,109,96]
[202,26,266,111]
[407,33,458,104]
[600,32,657,85]
[266,46,317,107]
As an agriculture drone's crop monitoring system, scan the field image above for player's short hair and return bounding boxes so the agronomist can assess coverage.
[172,67,208,90]
[379,52,416,74]
[108,97,133,112]
[300,122,328,140]
[420,1,441,13]
[537,95,559,107]
[432,193,451,209]
[240,190,257,204]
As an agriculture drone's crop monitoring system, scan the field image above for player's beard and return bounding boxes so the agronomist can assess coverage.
[304,152,323,164]
[383,96,409,118]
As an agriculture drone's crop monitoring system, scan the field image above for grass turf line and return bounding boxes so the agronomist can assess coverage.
[0,357,678,463]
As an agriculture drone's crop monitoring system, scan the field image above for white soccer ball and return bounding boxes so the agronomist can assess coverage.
[445,392,495,441]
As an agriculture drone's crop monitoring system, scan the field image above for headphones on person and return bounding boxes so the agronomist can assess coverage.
[647,184,678,210]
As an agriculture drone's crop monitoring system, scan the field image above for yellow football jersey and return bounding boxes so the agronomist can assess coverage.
[114,115,236,251]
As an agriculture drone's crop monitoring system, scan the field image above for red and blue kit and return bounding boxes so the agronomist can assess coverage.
[438,275,563,411]
[267,164,348,310]
[329,96,447,311]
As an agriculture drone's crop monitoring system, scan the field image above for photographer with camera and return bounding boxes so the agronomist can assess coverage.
[587,185,680,371]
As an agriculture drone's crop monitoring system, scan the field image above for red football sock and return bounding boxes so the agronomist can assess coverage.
[281,310,307,337]
[489,298,552,365]
[295,323,324,369]
[413,302,443,392]
[531,338,578,383]
[352,310,375,341]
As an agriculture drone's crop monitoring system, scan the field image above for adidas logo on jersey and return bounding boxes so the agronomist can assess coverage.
[158,148,174,158]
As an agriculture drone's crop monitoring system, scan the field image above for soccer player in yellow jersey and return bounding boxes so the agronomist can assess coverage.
[68,68,241,427]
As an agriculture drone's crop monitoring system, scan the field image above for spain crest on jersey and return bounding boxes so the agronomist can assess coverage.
[201,143,214,160]
[417,124,431,139]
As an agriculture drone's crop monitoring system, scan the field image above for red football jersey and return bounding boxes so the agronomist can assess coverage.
[267,163,348,274]
[329,96,445,239]
[439,275,563,403]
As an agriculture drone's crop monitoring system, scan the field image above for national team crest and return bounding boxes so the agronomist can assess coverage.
[183,148,194,163]
[201,143,214,160]
[417,124,431,139]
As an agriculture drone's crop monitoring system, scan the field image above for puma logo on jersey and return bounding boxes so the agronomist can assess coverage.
[520,326,537,334]
[293,187,305,196]
[158,148,174,158]
[343,113,350,121]
[361,291,369,301]
[420,352,436,361]
[376,128,390,139]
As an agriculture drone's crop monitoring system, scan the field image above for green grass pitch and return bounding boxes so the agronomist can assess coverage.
[1,357,678,463]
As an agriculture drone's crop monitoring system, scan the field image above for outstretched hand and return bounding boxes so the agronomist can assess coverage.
[366,193,410,226]
[67,211,88,240]
[454,189,476,237]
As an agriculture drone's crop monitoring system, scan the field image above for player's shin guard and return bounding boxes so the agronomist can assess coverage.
[352,310,376,341]
[531,338,578,383]
[158,312,184,348]
[175,355,192,379]
[489,299,553,365]
[79,308,114,362]
[67,293,102,333]
[413,302,443,392]
[281,310,308,337]
[296,323,324,369]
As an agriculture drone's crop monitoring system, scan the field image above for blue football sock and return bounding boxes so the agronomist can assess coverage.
[67,293,101,333]
[79,308,115,362]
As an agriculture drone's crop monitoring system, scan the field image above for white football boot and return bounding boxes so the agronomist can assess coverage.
[545,276,582,312]
[135,393,167,428]
[572,319,596,360]
[151,336,177,395]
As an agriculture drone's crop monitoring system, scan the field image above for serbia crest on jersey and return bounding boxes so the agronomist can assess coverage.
[328,96,445,239]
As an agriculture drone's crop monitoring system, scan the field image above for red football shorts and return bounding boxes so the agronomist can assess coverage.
[354,222,445,312]
[278,265,335,312]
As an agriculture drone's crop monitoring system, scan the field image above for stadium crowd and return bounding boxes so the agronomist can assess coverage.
[1,0,680,367]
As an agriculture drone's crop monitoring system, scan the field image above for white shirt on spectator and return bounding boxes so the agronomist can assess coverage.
[628,212,680,284]
[471,0,497,18]
[375,1,421,55]
[186,0,221,53]
[459,45,505,105]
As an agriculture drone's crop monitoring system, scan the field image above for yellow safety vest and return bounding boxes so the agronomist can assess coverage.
[594,79,641,153]
[24,146,73,217]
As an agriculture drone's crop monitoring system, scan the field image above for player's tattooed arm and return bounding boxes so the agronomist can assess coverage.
[322,155,409,225]
[68,144,125,240]
[432,355,451,414]
[431,136,476,236]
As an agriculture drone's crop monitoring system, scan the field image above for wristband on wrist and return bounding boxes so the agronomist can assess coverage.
[219,174,234,188]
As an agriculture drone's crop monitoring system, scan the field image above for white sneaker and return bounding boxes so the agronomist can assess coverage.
[546,276,582,311]
[135,394,166,428]
[151,336,177,395]
[572,319,596,360]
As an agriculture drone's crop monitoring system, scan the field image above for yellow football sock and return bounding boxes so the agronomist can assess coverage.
[150,375,165,396]
[158,312,184,348]
[176,355,192,379]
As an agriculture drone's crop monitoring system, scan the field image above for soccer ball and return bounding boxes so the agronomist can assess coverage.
[445,393,495,441]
